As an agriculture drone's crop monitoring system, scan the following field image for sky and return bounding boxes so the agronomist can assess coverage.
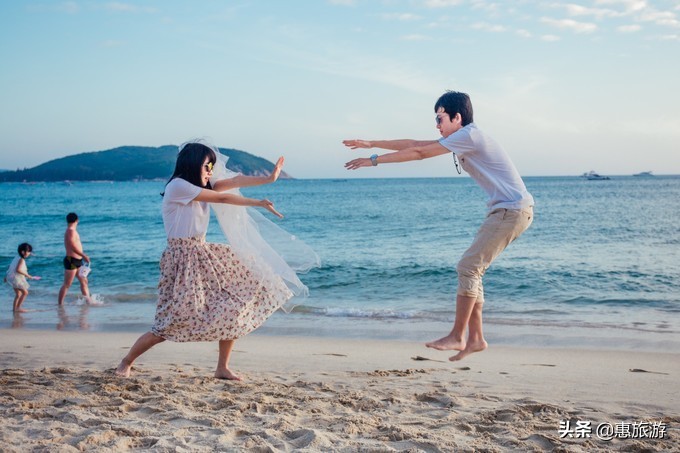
[1,0,679,179]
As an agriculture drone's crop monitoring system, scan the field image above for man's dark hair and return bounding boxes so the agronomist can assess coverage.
[66,212,78,224]
[164,142,217,195]
[434,91,474,126]
[17,243,32,256]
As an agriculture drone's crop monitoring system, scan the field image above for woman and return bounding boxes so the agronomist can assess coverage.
[116,141,312,380]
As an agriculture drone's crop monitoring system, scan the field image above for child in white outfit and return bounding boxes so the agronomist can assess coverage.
[5,243,38,312]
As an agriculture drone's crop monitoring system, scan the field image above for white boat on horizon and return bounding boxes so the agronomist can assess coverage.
[633,171,654,177]
[581,171,610,180]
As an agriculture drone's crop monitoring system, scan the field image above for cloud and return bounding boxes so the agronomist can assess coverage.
[591,1,680,27]
[328,0,356,5]
[57,1,79,14]
[471,22,507,32]
[560,4,621,19]
[401,34,431,41]
[104,2,157,13]
[424,0,464,8]
[516,29,532,38]
[380,13,422,21]
[541,17,598,33]
[617,24,641,32]
[593,0,646,14]
[638,10,680,28]
[541,34,561,41]
[470,0,502,15]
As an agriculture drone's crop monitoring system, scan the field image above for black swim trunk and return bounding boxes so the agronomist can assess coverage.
[63,256,84,270]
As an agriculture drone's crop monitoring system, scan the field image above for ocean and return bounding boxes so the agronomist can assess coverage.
[1,176,679,352]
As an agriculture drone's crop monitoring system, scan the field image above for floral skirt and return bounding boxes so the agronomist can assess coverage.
[151,237,293,342]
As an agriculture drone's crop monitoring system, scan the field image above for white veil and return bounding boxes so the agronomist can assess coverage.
[208,149,320,312]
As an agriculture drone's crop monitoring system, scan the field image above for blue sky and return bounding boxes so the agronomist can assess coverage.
[1,0,679,178]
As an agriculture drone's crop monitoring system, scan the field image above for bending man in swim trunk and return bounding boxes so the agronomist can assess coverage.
[58,212,91,305]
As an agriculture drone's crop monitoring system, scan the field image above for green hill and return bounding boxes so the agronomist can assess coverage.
[0,145,291,182]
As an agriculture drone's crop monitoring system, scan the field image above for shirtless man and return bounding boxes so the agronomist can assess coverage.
[58,212,91,305]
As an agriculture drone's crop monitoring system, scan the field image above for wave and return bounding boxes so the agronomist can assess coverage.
[293,305,441,321]
[559,296,679,311]
[487,317,678,334]
[286,304,678,334]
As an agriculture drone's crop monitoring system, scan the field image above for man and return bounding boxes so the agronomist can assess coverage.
[58,212,91,305]
[344,90,534,361]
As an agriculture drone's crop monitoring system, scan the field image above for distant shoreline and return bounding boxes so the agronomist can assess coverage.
[1,174,679,183]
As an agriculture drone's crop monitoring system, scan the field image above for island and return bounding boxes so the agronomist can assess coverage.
[0,145,291,182]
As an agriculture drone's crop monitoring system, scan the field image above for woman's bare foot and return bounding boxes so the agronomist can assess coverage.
[448,339,488,362]
[215,368,242,381]
[115,360,132,378]
[425,334,466,351]
[14,308,28,313]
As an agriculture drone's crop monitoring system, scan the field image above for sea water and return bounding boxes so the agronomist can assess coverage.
[1,176,678,352]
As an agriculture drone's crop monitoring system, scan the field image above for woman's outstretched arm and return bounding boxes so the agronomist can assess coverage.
[195,189,283,218]
[212,157,285,192]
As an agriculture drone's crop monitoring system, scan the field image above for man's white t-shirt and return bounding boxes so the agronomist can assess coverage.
[439,123,534,211]
[162,178,209,239]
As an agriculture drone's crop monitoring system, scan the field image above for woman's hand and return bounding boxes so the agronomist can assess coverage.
[259,199,284,219]
[343,139,372,150]
[268,157,285,183]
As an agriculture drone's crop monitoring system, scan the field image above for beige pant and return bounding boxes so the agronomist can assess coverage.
[456,206,533,302]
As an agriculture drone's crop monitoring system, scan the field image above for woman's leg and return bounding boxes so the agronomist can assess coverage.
[115,331,165,377]
[215,339,241,380]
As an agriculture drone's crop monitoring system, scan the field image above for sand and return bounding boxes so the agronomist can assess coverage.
[0,329,678,452]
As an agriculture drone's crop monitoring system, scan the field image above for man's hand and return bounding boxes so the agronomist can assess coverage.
[344,158,372,170]
[342,139,372,150]
[268,157,285,183]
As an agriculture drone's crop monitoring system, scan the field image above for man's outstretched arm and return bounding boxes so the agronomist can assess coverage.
[344,142,450,170]
[343,139,438,151]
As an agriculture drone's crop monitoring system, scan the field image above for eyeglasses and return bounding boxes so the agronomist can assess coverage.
[203,162,214,172]
[435,115,447,125]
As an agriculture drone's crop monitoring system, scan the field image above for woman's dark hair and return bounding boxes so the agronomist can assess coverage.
[66,212,78,223]
[18,243,32,257]
[163,142,217,196]
[434,91,474,126]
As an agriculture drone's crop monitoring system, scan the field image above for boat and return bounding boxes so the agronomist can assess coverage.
[581,171,610,180]
[633,171,654,177]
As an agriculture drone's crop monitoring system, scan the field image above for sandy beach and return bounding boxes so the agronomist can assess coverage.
[1,329,677,452]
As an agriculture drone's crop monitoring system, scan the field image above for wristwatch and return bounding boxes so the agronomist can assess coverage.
[370,154,379,166]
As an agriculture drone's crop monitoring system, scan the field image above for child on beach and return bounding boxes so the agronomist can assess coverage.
[116,141,317,380]
[4,243,39,312]
[344,91,534,362]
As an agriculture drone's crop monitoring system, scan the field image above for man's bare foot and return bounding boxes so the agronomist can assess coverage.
[115,360,132,378]
[426,334,466,351]
[215,369,242,381]
[449,340,488,362]
[14,308,28,313]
